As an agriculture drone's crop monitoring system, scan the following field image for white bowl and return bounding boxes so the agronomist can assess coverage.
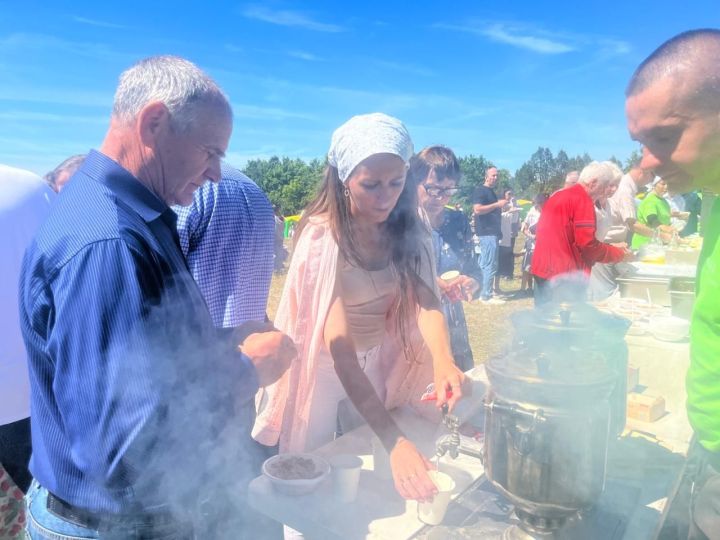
[262,453,330,495]
[649,315,690,342]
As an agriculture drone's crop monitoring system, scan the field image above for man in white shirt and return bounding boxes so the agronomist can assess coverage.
[588,161,654,300]
[0,164,54,493]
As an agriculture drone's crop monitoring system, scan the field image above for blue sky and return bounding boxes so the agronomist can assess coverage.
[1,1,718,176]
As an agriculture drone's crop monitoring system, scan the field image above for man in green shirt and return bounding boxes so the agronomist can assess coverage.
[626,29,720,540]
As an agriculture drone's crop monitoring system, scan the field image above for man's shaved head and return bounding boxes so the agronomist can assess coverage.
[626,29,720,110]
[625,28,720,191]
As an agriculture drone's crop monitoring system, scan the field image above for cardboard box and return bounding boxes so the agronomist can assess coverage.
[627,392,666,423]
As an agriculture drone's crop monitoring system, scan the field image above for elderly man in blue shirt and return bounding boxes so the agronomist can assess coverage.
[19,55,295,539]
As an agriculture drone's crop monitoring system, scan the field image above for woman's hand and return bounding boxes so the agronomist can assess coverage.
[433,358,465,411]
[437,275,479,303]
[455,275,479,301]
[390,437,437,502]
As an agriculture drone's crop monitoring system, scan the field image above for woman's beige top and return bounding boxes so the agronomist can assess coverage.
[339,259,400,351]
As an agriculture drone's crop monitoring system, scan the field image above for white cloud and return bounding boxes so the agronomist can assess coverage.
[241,6,345,33]
[72,16,128,30]
[372,59,435,77]
[288,50,324,62]
[0,110,107,124]
[481,23,574,54]
[232,103,317,121]
[0,32,130,62]
[437,21,574,54]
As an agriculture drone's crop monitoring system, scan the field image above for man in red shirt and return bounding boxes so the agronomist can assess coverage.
[531,161,632,304]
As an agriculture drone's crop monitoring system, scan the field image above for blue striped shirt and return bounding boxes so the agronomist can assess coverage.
[19,150,259,514]
[174,164,274,327]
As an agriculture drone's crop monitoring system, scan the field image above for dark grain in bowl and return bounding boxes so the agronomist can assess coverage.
[267,456,322,480]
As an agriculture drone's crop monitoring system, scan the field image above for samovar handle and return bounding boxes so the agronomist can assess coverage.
[485,400,546,455]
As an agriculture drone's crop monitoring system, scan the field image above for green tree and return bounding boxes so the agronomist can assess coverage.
[243,157,323,215]
[455,156,512,208]
[608,155,623,169]
[624,148,643,172]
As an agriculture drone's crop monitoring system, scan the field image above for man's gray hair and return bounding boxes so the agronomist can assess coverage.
[579,161,623,187]
[44,154,85,189]
[112,55,231,131]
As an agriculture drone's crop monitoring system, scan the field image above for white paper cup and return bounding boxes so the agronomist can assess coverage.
[417,470,455,525]
[371,436,393,480]
[330,454,362,503]
[440,270,460,283]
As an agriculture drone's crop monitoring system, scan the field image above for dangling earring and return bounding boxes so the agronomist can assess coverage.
[344,188,350,197]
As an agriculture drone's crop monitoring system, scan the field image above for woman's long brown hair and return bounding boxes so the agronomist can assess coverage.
[296,163,428,360]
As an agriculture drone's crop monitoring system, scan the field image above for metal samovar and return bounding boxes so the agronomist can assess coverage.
[482,302,628,539]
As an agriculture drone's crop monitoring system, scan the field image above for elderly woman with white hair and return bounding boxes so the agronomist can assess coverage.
[253,113,465,503]
[531,161,633,304]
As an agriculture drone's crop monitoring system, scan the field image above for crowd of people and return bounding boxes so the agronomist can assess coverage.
[1,28,720,540]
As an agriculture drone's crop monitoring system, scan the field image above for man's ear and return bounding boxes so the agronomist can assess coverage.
[137,102,170,147]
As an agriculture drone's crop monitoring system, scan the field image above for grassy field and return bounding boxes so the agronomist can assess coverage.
[266,239,533,365]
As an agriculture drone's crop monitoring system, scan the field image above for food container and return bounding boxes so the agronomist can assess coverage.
[262,454,330,495]
[648,315,690,342]
[665,248,700,266]
[669,277,696,320]
[617,277,670,306]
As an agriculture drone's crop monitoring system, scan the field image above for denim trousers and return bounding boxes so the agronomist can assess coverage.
[477,235,499,300]
[25,481,193,540]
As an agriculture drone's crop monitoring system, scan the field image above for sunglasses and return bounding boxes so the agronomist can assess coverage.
[422,184,459,198]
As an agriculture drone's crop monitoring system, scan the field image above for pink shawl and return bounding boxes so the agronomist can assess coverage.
[252,217,441,452]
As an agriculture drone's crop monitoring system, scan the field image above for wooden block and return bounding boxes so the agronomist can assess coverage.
[627,392,666,422]
[627,366,640,392]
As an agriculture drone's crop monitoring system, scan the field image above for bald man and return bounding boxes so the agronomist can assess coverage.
[626,28,720,540]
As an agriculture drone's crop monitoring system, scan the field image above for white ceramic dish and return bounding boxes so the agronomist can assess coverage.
[649,315,690,342]
[262,453,330,495]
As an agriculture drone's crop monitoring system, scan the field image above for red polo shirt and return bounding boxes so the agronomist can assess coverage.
[531,184,624,280]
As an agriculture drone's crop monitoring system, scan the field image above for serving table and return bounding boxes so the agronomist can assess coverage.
[248,334,692,539]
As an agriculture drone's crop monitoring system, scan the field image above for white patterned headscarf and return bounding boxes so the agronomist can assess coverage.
[327,113,414,183]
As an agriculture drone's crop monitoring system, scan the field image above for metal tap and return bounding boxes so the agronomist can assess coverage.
[435,412,484,462]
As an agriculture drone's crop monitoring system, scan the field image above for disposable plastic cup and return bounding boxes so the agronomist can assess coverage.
[330,454,363,503]
[440,270,460,283]
[371,436,393,480]
[417,470,455,525]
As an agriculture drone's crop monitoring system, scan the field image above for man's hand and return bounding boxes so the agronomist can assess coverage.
[233,320,275,343]
[239,331,296,387]
[621,248,636,262]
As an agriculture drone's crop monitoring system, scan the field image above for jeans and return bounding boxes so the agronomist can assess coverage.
[25,481,193,540]
[477,235,499,300]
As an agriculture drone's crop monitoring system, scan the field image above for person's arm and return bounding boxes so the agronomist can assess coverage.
[412,277,466,408]
[574,197,627,265]
[48,240,259,491]
[472,186,506,216]
[631,219,654,237]
[473,198,506,215]
[324,290,437,501]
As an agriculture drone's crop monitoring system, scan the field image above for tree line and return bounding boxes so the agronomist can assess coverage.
[242,147,641,215]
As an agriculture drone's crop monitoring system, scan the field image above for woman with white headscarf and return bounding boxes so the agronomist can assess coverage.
[253,113,465,502]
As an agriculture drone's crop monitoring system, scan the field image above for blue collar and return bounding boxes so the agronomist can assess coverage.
[81,150,169,224]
